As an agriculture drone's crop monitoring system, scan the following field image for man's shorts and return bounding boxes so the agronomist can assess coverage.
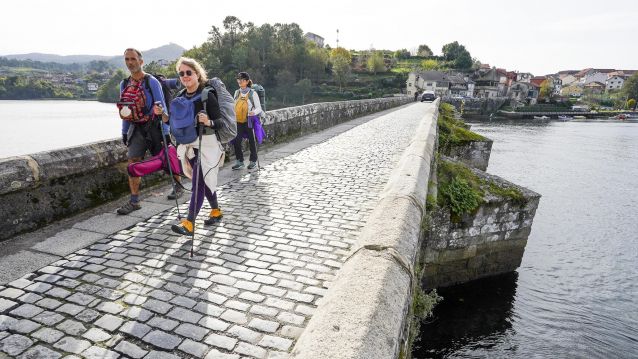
[126,122,163,159]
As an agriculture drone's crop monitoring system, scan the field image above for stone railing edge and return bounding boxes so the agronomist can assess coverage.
[0,96,410,196]
[291,99,440,359]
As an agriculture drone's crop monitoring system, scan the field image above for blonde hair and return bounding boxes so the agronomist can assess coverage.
[176,57,208,87]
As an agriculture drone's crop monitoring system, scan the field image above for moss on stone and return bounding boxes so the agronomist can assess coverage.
[436,159,527,220]
[488,182,526,203]
[438,103,486,153]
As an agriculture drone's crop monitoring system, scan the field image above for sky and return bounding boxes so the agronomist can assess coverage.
[1,0,636,75]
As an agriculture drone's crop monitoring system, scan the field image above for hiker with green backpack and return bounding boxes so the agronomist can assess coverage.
[159,57,237,236]
[232,72,264,170]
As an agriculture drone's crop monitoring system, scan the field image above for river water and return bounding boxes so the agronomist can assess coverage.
[413,119,638,358]
[0,100,119,158]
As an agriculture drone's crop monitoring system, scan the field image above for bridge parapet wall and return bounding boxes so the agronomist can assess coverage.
[0,96,410,241]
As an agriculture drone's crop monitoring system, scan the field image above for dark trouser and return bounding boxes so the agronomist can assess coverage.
[187,149,218,222]
[233,122,257,163]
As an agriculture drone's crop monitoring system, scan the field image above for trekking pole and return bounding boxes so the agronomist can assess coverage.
[155,103,182,220]
[191,123,204,258]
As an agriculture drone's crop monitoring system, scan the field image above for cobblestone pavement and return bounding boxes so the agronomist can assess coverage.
[0,104,427,358]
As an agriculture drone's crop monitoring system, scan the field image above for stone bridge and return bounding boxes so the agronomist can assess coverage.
[0,98,539,359]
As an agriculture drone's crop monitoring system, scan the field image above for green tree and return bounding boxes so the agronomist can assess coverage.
[442,41,472,69]
[294,78,312,104]
[275,69,296,104]
[305,42,329,82]
[330,47,351,92]
[622,73,638,109]
[97,69,127,103]
[144,61,173,77]
[628,98,637,110]
[421,59,440,70]
[539,79,552,100]
[367,51,386,75]
[417,44,433,57]
[393,49,411,59]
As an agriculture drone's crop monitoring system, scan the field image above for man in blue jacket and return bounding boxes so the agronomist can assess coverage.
[117,48,182,215]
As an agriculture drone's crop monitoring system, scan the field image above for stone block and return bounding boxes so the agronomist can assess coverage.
[118,321,151,339]
[204,333,237,351]
[16,345,62,359]
[114,340,147,359]
[142,330,182,350]
[53,337,91,354]
[81,346,119,359]
[32,229,106,257]
[0,334,33,356]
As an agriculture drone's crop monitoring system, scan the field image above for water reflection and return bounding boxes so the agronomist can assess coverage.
[414,273,518,358]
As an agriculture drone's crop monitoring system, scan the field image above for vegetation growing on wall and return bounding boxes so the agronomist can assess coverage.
[436,159,526,220]
[400,262,442,359]
[437,103,486,153]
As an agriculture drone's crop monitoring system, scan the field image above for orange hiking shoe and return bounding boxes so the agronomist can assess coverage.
[204,208,223,226]
[171,219,194,236]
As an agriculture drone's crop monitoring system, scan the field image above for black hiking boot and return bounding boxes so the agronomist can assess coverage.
[117,201,141,215]
[167,186,184,200]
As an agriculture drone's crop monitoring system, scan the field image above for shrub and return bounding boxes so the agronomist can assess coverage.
[440,176,483,217]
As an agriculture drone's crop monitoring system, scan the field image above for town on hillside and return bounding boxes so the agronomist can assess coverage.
[407,67,638,111]
[1,16,636,113]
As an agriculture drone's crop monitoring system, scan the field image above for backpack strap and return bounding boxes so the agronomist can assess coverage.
[143,74,155,114]
[233,89,239,100]
[247,89,255,110]
[120,76,130,93]
[201,87,222,140]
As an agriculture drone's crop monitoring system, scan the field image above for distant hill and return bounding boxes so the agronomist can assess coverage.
[3,43,186,66]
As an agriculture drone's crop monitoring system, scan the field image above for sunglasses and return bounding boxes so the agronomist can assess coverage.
[178,70,194,77]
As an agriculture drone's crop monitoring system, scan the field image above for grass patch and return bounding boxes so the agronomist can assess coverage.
[488,182,526,203]
[438,103,486,153]
[436,159,526,220]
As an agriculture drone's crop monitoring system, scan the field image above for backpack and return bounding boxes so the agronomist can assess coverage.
[234,84,267,116]
[169,79,237,145]
[117,78,150,123]
[251,84,267,112]
[117,74,174,123]
[169,93,200,145]
[206,78,238,144]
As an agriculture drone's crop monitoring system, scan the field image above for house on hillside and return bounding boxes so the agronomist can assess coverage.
[304,32,324,48]
[561,83,584,97]
[507,81,539,104]
[584,81,605,94]
[516,72,533,83]
[606,75,626,91]
[546,75,563,96]
[560,74,578,86]
[473,68,501,98]
[530,76,546,88]
[406,71,451,97]
[582,69,615,84]
[448,73,474,97]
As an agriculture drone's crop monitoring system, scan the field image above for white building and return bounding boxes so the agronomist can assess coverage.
[406,71,451,97]
[304,32,324,48]
[606,75,625,91]
[582,71,611,85]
